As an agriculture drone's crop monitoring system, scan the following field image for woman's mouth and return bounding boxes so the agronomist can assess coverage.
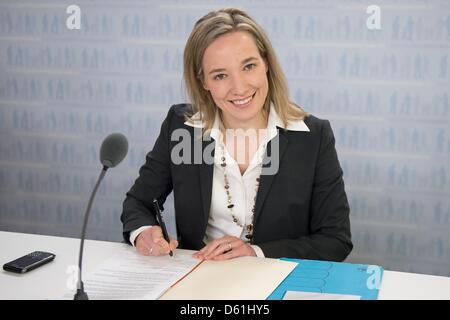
[229,93,256,108]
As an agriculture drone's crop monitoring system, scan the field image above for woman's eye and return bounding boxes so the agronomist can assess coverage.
[244,63,256,71]
[213,74,226,80]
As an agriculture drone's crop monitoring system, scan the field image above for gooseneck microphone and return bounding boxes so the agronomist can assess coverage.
[74,133,128,300]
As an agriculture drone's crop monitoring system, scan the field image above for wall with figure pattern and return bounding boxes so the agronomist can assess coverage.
[0,0,449,277]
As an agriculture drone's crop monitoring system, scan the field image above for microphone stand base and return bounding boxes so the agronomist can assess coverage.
[74,289,89,300]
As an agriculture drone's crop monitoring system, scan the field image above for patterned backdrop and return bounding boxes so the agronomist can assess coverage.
[1,0,449,276]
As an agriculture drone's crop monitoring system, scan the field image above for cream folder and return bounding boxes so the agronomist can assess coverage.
[160,256,297,300]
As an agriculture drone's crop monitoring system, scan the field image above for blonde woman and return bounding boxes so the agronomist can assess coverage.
[121,8,352,261]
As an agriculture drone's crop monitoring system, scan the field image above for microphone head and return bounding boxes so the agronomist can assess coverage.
[100,133,128,168]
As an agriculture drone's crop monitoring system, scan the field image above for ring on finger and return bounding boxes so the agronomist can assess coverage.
[226,242,232,252]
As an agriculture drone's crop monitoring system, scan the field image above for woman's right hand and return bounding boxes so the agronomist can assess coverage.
[135,226,178,256]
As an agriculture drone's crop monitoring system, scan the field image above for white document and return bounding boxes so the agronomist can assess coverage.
[62,246,200,300]
[283,291,361,300]
[160,256,297,300]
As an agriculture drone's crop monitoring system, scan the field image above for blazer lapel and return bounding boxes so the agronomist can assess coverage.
[198,139,216,223]
[253,131,288,225]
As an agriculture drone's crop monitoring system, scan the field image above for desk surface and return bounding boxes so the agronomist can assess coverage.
[1,231,450,300]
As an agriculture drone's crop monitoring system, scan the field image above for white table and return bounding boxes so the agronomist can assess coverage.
[1,231,450,300]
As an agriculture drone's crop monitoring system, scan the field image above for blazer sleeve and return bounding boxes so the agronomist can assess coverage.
[120,106,175,244]
[260,120,353,261]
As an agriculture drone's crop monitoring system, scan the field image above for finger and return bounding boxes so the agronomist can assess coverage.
[205,237,244,260]
[194,236,239,259]
[212,248,240,261]
[204,242,233,260]
[153,237,171,254]
[211,241,251,260]
[193,245,214,260]
[169,239,179,251]
[196,240,224,259]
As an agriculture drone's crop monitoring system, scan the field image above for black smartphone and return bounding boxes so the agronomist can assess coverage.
[3,251,55,274]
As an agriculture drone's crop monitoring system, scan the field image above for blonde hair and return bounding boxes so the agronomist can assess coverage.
[183,7,308,132]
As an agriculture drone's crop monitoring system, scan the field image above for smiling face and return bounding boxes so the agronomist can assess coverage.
[202,31,269,130]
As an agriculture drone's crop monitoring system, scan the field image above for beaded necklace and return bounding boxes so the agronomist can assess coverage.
[219,143,261,243]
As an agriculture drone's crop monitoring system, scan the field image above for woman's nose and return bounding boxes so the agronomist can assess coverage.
[230,75,248,96]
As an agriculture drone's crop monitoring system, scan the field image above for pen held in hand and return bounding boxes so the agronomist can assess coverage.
[153,199,173,257]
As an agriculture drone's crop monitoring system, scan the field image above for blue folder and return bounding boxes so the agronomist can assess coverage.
[267,258,384,300]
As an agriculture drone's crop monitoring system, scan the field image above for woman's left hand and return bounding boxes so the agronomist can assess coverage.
[192,236,256,261]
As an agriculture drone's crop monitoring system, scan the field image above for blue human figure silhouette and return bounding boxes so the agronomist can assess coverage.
[65,204,72,224]
[386,232,394,254]
[315,52,323,76]
[143,48,152,70]
[122,15,128,35]
[51,14,59,34]
[390,54,397,77]
[439,55,447,78]
[64,47,72,68]
[15,46,23,67]
[91,49,98,69]
[366,92,374,114]
[82,48,88,68]
[131,14,139,36]
[343,16,350,40]
[409,200,418,223]
[397,234,407,256]
[305,16,314,40]
[403,16,413,40]
[439,167,446,189]
[349,54,360,77]
[413,54,423,79]
[102,14,108,36]
[163,49,170,71]
[446,15,450,39]
[135,83,143,104]
[339,53,347,76]
[51,143,58,162]
[388,164,396,185]
[25,13,33,34]
[400,93,411,115]
[436,237,444,259]
[106,81,113,102]
[381,54,389,77]
[55,80,64,101]
[392,16,400,39]
[433,202,442,224]
[411,128,420,152]
[42,13,48,34]
[295,16,302,39]
[164,14,171,37]
[342,90,349,112]
[7,45,13,66]
[126,82,132,103]
[442,93,449,116]
[364,231,372,252]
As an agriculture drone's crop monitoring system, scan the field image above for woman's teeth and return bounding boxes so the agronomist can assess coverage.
[231,94,253,106]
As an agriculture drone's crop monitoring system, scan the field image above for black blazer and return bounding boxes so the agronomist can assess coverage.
[121,104,352,261]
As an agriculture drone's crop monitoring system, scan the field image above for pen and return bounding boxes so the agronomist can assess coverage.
[152,199,173,257]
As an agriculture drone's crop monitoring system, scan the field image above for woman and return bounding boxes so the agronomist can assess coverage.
[121,8,352,261]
